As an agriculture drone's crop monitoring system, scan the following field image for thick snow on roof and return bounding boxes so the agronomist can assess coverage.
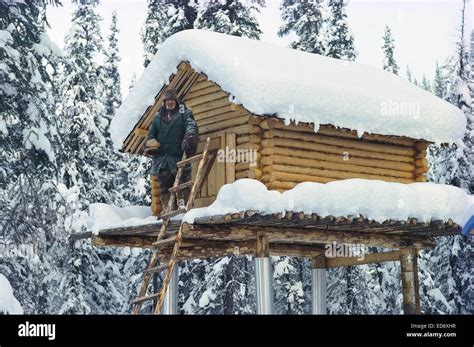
[183,179,474,229]
[87,203,158,235]
[111,29,466,148]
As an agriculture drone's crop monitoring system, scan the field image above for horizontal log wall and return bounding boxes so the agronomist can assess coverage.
[259,118,429,190]
[235,119,262,180]
[183,78,263,206]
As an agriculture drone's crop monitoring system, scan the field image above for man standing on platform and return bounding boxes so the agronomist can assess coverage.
[145,88,198,212]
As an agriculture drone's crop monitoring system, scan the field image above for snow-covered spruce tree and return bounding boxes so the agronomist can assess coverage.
[195,0,263,39]
[373,259,402,314]
[433,61,449,99]
[429,1,472,192]
[273,257,308,314]
[323,0,357,61]
[406,65,413,83]
[427,57,456,185]
[166,0,198,35]
[357,246,402,314]
[183,257,229,314]
[56,1,111,205]
[421,75,432,92]
[327,263,380,314]
[179,259,203,313]
[52,1,132,314]
[382,25,399,75]
[418,239,458,314]
[0,0,64,314]
[445,0,473,313]
[278,0,328,54]
[141,0,198,66]
[179,256,255,314]
[103,10,122,123]
[141,0,169,67]
[425,0,473,314]
[446,7,473,194]
[325,243,391,314]
[102,10,134,200]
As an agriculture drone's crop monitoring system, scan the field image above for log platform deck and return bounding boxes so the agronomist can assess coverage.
[91,211,461,262]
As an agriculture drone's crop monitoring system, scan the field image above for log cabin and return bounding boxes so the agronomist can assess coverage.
[111,31,464,216]
[94,30,472,314]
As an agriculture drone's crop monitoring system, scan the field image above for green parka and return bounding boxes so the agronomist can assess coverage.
[146,103,198,175]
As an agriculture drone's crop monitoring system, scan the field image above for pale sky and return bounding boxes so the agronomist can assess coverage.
[46,0,472,97]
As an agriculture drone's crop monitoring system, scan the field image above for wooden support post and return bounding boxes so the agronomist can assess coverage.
[256,235,270,257]
[311,255,327,314]
[255,234,273,314]
[400,248,421,314]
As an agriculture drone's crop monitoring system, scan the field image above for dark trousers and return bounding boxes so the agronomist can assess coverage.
[157,166,191,211]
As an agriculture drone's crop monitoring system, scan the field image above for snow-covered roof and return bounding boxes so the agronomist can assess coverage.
[183,179,474,229]
[111,29,466,148]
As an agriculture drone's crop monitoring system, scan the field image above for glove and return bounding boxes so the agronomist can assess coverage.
[181,133,198,156]
[146,139,160,148]
[144,139,161,156]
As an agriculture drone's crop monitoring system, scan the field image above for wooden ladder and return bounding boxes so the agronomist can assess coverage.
[132,137,218,314]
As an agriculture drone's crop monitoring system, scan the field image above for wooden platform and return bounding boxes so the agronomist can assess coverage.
[91,211,461,262]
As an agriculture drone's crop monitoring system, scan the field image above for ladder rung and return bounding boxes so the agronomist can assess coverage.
[177,154,202,168]
[145,264,167,274]
[159,208,186,220]
[132,292,161,305]
[152,236,177,247]
[168,181,193,193]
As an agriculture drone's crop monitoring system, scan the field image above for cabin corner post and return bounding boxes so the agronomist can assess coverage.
[311,255,327,314]
[254,235,274,314]
[400,248,421,315]
[162,265,179,314]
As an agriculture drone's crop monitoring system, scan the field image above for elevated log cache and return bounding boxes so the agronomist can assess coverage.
[119,61,432,215]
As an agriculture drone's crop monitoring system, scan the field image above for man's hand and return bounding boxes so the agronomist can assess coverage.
[146,139,161,149]
[144,139,161,156]
[182,133,198,156]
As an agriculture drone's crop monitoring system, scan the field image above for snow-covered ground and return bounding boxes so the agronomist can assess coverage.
[87,203,159,235]
[183,179,474,228]
[0,274,24,314]
[111,29,465,149]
